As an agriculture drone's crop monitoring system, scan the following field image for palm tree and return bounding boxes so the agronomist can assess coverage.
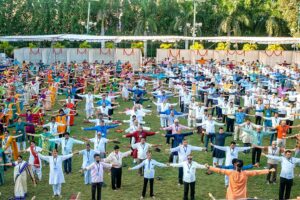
[256,0,284,36]
[218,0,251,36]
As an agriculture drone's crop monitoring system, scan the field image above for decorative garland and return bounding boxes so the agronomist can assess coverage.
[123,49,135,56]
[226,50,245,56]
[265,50,283,57]
[29,48,40,55]
[77,48,88,55]
[99,49,111,55]
[168,49,180,58]
[196,50,208,56]
[52,48,63,55]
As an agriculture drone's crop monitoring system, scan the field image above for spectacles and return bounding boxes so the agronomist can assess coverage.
[187,158,192,160]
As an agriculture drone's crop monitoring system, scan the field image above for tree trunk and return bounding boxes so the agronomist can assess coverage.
[144,31,147,58]
[101,19,105,48]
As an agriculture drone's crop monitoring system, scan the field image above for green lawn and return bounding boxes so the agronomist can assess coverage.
[1,94,300,200]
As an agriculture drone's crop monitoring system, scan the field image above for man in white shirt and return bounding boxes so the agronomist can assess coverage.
[49,132,85,174]
[84,132,118,158]
[83,153,113,200]
[211,141,252,186]
[104,145,132,190]
[131,137,158,176]
[262,150,300,200]
[129,151,167,199]
[170,139,205,185]
[170,154,206,200]
[78,143,98,185]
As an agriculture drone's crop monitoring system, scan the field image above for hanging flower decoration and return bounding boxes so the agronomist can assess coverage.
[266,44,284,51]
[160,43,173,49]
[215,42,230,50]
[190,42,204,50]
[242,43,258,51]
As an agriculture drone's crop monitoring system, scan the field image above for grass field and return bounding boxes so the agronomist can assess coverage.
[1,93,300,200]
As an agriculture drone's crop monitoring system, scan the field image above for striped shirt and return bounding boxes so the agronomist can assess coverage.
[86,162,112,183]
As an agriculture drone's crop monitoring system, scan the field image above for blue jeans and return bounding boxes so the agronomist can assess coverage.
[64,157,72,173]
[205,133,215,151]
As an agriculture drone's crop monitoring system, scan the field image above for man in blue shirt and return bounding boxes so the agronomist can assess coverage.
[81,120,121,138]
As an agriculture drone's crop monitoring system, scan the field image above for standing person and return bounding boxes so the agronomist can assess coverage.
[170,139,205,185]
[6,117,34,151]
[38,149,75,198]
[83,153,113,200]
[254,141,284,184]
[207,160,274,200]
[77,92,101,119]
[49,132,85,174]
[25,140,43,181]
[242,126,276,164]
[211,141,252,187]
[104,145,132,190]
[83,132,118,158]
[78,143,97,185]
[131,137,160,176]
[262,150,300,200]
[212,127,232,167]
[129,151,167,199]
[197,114,224,152]
[170,154,206,200]
[275,120,300,148]
[2,155,36,200]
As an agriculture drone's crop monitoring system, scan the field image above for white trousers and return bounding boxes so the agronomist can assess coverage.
[52,183,62,195]
[84,170,92,184]
[17,142,26,151]
[212,158,224,167]
[32,166,42,181]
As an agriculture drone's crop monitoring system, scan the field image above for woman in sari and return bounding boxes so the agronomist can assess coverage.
[27,127,55,154]
[1,155,36,200]
[55,109,67,136]
[1,130,22,162]
[6,117,34,151]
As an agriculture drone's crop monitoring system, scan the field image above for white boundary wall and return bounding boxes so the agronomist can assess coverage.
[156,49,300,66]
[14,48,142,70]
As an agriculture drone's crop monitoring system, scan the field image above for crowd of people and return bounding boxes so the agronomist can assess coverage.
[0,57,300,200]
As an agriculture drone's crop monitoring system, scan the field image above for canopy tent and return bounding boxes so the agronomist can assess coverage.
[1,34,300,44]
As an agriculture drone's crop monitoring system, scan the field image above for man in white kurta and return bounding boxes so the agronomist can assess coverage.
[38,150,74,197]
[79,143,98,184]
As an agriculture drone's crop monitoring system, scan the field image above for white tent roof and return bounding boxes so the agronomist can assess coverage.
[0,34,300,44]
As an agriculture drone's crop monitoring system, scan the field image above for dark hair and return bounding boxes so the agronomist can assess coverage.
[114,145,120,150]
[232,158,238,165]
[285,150,292,154]
[31,140,36,144]
[219,127,223,130]
[94,153,100,158]
[18,155,23,159]
[236,160,244,172]
[43,127,48,131]
[64,132,70,136]
[230,141,236,145]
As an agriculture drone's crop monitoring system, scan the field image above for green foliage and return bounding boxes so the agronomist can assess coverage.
[0,0,296,37]
[105,42,115,49]
[0,41,14,56]
[215,42,230,50]
[190,42,204,50]
[52,42,65,48]
[159,43,173,49]
[242,43,258,51]
[266,44,284,50]
[79,41,92,48]
[28,43,38,48]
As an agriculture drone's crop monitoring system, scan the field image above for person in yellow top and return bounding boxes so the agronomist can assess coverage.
[1,130,22,161]
[223,81,233,93]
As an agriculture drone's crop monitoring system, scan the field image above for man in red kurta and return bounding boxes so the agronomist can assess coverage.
[123,126,158,160]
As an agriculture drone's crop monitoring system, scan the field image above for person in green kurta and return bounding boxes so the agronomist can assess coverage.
[0,145,5,185]
[27,127,55,155]
[6,117,34,151]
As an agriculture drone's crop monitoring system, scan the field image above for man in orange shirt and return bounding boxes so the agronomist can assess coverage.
[275,120,300,148]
